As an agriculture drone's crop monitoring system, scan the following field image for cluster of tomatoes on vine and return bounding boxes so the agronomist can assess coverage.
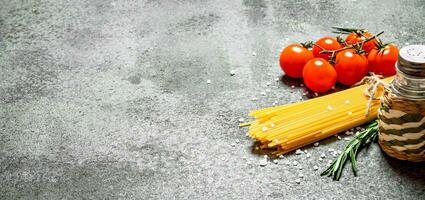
[279,27,399,93]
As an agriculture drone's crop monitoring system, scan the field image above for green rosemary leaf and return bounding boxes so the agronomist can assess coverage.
[331,27,367,34]
[349,150,358,176]
[321,120,379,181]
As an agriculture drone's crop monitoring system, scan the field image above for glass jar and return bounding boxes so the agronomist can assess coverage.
[378,45,425,162]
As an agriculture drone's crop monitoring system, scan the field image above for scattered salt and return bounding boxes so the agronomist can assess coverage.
[327,105,333,111]
[345,100,351,104]
[337,136,342,140]
[230,70,236,76]
[262,127,268,132]
[295,149,303,155]
[314,142,320,147]
[293,161,298,166]
[313,165,319,171]
[320,153,326,158]
[348,111,353,116]
[252,97,258,101]
[252,52,257,56]
[295,179,301,184]
[260,92,267,96]
[299,173,304,178]
[270,123,275,128]
[344,137,350,141]
[306,153,311,158]
[238,118,245,123]
[206,80,211,84]
[266,82,271,86]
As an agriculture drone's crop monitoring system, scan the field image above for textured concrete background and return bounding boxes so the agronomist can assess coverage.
[1,0,425,199]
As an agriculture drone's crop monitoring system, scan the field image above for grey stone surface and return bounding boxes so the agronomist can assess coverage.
[1,0,425,199]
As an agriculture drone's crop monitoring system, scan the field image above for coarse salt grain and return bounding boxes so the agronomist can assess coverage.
[262,127,268,132]
[259,159,268,167]
[238,118,245,122]
[348,111,353,116]
[345,100,351,104]
[313,165,319,171]
[230,70,236,76]
[314,142,319,147]
[320,153,326,158]
[293,161,298,166]
[327,105,333,111]
[206,80,211,84]
[295,179,301,184]
[306,153,311,158]
[270,123,275,128]
[252,97,258,101]
[344,137,350,141]
[266,82,271,86]
[299,174,304,178]
[337,136,342,140]
[295,149,303,155]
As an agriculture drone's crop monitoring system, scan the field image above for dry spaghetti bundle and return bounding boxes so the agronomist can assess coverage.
[245,77,393,156]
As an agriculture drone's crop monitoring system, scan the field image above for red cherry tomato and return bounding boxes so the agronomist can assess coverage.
[334,49,369,86]
[345,32,377,53]
[368,44,398,77]
[302,58,337,93]
[312,37,343,61]
[279,44,314,78]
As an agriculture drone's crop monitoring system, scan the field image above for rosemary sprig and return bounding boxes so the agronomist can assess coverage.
[331,27,368,34]
[321,120,379,181]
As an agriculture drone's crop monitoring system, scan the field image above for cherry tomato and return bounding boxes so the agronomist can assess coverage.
[279,44,314,78]
[312,37,343,61]
[302,58,337,93]
[334,49,369,86]
[368,44,398,77]
[345,32,377,53]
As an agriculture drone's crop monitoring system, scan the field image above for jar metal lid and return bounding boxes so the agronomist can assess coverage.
[397,45,425,76]
[392,44,425,99]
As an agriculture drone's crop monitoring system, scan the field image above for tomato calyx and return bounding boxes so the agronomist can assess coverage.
[300,41,314,49]
[373,38,393,53]
[336,35,347,46]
